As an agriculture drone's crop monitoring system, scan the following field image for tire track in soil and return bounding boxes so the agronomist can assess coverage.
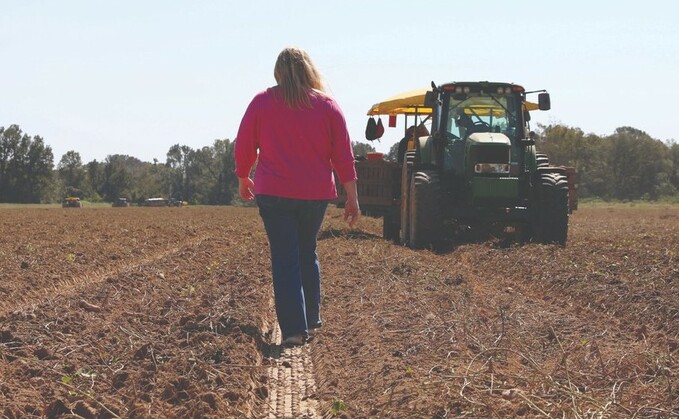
[453,249,645,342]
[263,300,320,419]
[2,231,273,417]
[414,248,651,355]
[315,209,679,416]
[0,235,210,318]
[1,208,324,417]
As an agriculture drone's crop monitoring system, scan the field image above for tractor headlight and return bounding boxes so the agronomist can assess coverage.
[474,163,510,174]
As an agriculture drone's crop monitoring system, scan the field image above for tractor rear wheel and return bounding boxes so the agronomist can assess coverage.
[534,172,569,245]
[382,209,400,242]
[399,151,416,245]
[408,170,443,249]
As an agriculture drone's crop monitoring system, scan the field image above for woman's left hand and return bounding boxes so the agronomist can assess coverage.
[238,177,255,201]
[341,180,360,228]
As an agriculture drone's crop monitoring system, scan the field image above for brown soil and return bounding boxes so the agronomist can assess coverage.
[0,205,677,418]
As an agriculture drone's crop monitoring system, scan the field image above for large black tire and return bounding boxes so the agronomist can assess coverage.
[533,172,569,245]
[536,153,550,168]
[517,222,533,244]
[399,151,416,245]
[382,209,400,242]
[408,170,443,249]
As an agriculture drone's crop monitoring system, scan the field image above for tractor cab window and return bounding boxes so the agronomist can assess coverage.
[445,93,520,142]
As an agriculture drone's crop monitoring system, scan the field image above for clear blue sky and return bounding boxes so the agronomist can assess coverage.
[2,1,677,164]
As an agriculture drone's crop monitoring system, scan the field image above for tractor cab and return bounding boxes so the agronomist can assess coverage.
[425,83,543,173]
[420,82,560,211]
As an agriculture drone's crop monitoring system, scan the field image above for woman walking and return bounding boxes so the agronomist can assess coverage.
[234,47,360,346]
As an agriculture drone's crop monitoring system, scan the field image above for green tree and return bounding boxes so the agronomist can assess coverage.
[211,139,237,205]
[57,151,85,193]
[189,139,237,205]
[84,160,105,201]
[99,155,144,202]
[163,140,237,205]
[537,124,612,199]
[166,144,194,201]
[187,146,212,203]
[386,142,400,162]
[607,127,672,200]
[536,124,586,168]
[669,141,679,192]
[0,125,54,203]
[25,135,54,202]
[133,159,167,202]
[351,141,376,158]
[580,133,613,199]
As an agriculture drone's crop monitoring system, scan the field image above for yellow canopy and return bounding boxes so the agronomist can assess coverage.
[523,101,539,111]
[367,87,539,116]
[367,88,432,116]
[463,106,506,117]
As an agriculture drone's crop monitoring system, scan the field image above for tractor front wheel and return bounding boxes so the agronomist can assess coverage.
[533,172,569,245]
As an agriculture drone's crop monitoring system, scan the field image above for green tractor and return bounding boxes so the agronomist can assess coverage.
[344,81,576,248]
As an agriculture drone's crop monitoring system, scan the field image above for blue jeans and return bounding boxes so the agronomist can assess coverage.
[256,195,329,340]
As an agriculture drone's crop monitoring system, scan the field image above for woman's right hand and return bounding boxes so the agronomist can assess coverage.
[238,177,255,201]
[343,198,361,228]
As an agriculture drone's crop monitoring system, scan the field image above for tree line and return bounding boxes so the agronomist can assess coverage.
[0,125,238,205]
[1,123,678,204]
[535,125,679,201]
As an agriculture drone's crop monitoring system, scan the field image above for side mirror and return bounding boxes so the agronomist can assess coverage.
[529,131,538,141]
[424,91,437,108]
[538,92,551,111]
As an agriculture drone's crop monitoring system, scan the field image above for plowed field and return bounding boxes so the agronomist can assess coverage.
[1,205,677,418]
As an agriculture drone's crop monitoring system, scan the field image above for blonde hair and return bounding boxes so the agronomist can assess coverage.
[274,47,326,109]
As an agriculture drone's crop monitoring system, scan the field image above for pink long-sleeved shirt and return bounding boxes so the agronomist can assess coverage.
[234,87,357,200]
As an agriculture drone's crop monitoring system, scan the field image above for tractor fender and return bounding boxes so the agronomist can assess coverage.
[536,166,567,175]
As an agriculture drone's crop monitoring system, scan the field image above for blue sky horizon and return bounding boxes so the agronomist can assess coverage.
[2,1,677,163]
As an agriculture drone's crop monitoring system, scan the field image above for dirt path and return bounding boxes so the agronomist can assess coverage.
[265,323,320,418]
